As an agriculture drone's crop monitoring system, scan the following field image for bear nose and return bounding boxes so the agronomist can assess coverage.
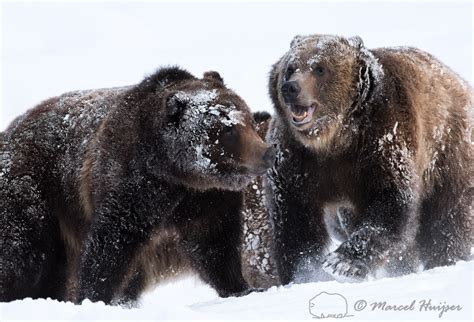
[262,146,276,168]
[281,81,300,102]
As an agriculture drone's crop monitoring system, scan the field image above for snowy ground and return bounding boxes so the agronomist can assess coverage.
[1,259,472,321]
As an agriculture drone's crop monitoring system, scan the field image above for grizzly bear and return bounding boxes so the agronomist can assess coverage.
[0,67,275,305]
[266,34,473,284]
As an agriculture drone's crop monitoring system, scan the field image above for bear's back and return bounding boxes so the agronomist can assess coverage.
[372,46,472,112]
[371,46,472,190]
[1,86,130,190]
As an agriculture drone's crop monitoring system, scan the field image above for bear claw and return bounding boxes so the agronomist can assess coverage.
[322,252,370,282]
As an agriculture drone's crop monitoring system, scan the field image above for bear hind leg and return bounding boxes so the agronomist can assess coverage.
[418,187,472,270]
[0,177,63,301]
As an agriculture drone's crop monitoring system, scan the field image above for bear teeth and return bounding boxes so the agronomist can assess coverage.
[291,111,307,121]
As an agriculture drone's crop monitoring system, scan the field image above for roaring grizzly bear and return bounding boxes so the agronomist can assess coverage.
[266,34,473,284]
[0,67,275,305]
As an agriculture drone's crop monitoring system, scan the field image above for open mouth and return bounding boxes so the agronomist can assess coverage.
[289,104,316,125]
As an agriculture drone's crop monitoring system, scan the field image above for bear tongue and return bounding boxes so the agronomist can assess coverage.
[290,105,315,124]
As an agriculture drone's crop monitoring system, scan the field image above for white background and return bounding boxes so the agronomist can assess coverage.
[1,1,472,131]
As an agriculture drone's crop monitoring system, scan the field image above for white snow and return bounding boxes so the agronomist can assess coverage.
[175,89,218,108]
[194,143,212,169]
[222,110,245,127]
[0,259,472,321]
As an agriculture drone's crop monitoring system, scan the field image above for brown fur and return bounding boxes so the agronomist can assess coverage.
[241,112,279,288]
[120,227,192,299]
[266,34,473,284]
[0,67,274,304]
[78,152,94,221]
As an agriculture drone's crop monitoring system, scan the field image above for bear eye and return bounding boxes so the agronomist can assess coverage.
[285,64,296,79]
[313,65,325,77]
[223,126,236,137]
[167,98,187,127]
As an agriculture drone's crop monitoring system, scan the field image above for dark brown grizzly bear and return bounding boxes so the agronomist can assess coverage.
[266,34,473,284]
[0,67,275,305]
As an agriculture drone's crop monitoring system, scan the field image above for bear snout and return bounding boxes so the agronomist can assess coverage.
[281,80,301,103]
[243,144,275,176]
[262,146,276,169]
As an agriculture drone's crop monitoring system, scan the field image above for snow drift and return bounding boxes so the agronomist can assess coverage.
[1,258,472,321]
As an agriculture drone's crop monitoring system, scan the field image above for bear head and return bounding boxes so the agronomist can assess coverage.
[269,34,384,151]
[152,67,275,191]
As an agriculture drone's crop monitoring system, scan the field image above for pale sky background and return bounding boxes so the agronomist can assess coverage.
[1,1,472,130]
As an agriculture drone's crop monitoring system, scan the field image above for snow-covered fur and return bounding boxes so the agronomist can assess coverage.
[0,67,274,305]
[241,112,279,288]
[267,34,473,284]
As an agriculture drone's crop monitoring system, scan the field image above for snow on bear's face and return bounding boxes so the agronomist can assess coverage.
[162,75,275,191]
[275,34,383,150]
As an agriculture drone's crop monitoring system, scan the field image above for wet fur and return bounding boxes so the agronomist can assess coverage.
[267,35,473,284]
[241,112,280,288]
[0,67,263,304]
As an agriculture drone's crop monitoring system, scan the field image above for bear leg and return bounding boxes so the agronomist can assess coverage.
[77,178,178,304]
[182,217,250,297]
[176,190,250,297]
[77,215,155,304]
[116,268,145,307]
[0,176,64,301]
[384,243,420,277]
[418,186,472,269]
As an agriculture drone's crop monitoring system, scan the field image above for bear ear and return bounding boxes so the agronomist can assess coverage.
[203,71,224,85]
[290,35,304,48]
[141,67,196,92]
[348,36,364,49]
[268,58,283,109]
[252,111,271,124]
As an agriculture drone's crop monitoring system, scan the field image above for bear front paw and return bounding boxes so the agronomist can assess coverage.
[322,251,370,282]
